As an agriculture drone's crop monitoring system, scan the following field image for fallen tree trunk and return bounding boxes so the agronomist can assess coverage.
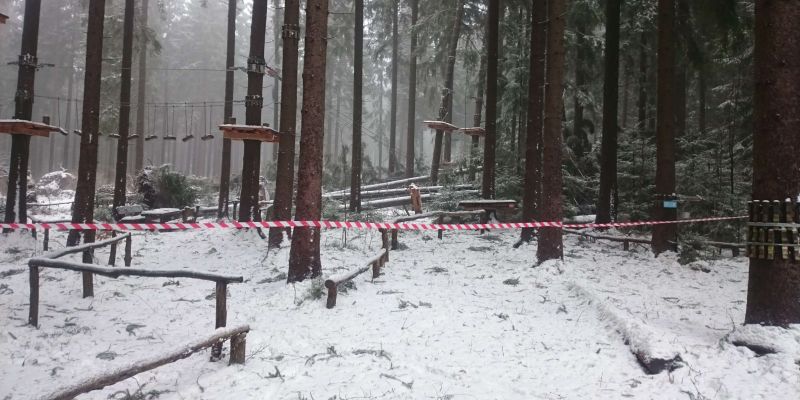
[39,325,251,400]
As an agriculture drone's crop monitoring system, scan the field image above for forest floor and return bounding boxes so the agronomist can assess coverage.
[1,211,799,399]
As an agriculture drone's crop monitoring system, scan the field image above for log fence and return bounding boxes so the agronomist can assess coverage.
[324,229,390,309]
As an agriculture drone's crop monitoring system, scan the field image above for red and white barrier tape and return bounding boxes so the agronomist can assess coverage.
[0,215,746,232]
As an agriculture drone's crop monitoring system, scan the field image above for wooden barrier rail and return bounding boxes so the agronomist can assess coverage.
[39,325,250,400]
[324,230,389,309]
[564,229,651,250]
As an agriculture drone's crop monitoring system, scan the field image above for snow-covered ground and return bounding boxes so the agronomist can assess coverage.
[1,219,798,399]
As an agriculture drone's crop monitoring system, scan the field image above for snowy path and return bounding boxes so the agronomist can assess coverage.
[1,226,798,399]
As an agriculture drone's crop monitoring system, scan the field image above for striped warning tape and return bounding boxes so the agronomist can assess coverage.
[0,215,747,232]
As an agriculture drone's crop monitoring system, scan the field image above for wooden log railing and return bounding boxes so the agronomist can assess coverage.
[324,229,390,309]
[389,210,487,249]
[39,325,250,400]
[564,229,652,251]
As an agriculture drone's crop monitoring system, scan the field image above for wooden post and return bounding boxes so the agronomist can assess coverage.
[623,240,630,251]
[408,184,422,214]
[124,235,132,266]
[82,249,93,298]
[391,229,398,250]
[29,265,39,327]
[212,281,227,360]
[108,231,117,266]
[43,228,49,251]
[195,205,200,223]
[437,215,443,240]
[324,280,337,309]
[229,332,247,365]
[372,259,381,279]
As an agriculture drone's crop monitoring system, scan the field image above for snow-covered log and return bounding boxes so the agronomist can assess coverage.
[39,325,251,400]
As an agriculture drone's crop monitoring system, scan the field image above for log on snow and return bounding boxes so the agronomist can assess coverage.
[29,258,244,284]
[39,325,251,400]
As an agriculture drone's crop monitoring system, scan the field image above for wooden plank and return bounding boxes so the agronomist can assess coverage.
[41,325,251,400]
[422,120,459,132]
[219,124,279,142]
[459,127,485,136]
[0,119,61,137]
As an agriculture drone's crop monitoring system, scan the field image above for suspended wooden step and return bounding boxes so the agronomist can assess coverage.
[163,135,177,141]
[200,133,214,141]
[181,134,195,142]
[57,127,69,136]
[108,132,121,139]
[219,124,279,143]
[73,129,82,136]
[459,127,485,137]
[144,134,158,141]
[0,119,62,137]
[128,133,140,140]
[423,120,459,132]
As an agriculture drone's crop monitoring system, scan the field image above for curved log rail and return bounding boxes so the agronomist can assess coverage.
[39,325,251,400]
[324,229,390,309]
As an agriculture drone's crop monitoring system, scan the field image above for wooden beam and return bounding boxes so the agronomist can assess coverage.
[29,259,244,283]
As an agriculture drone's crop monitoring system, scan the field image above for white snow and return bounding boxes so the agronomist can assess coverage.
[0,218,798,399]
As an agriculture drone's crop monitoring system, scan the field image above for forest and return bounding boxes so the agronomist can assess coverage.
[0,0,799,399]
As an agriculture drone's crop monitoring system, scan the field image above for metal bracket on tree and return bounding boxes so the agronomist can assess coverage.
[246,56,266,75]
[244,94,263,109]
[282,23,299,40]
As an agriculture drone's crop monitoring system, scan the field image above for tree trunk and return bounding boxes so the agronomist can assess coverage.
[481,0,500,199]
[288,0,328,282]
[405,0,419,179]
[651,0,677,255]
[537,0,567,263]
[521,0,546,243]
[349,0,364,212]
[271,0,282,163]
[113,0,135,213]
[431,0,465,186]
[269,0,300,247]
[746,0,800,326]
[238,0,268,222]
[572,20,588,159]
[133,0,148,173]
[697,66,707,138]
[217,0,236,219]
[68,0,106,247]
[596,0,621,224]
[388,0,399,175]
[4,0,41,225]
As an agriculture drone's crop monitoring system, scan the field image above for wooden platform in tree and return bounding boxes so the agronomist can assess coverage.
[459,127,485,137]
[0,119,61,137]
[219,124,279,143]
[423,120,459,132]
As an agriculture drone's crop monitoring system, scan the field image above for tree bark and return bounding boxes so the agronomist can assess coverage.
[521,0,546,243]
[745,0,800,326]
[68,0,106,248]
[271,0,282,162]
[269,0,300,247]
[596,0,621,224]
[480,0,499,198]
[4,0,41,225]
[537,0,567,263]
[288,0,328,282]
[431,0,465,186]
[133,0,148,173]
[350,0,364,212]
[651,0,677,255]
[388,0,399,175]
[238,0,268,222]
[113,0,135,213]
[405,0,419,179]
[217,0,237,219]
